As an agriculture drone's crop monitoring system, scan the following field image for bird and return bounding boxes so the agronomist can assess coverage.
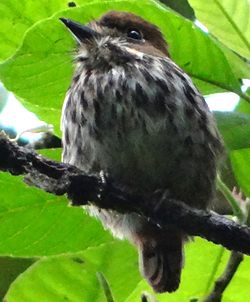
[60,10,223,293]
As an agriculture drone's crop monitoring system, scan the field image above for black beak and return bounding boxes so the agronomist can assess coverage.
[60,18,100,42]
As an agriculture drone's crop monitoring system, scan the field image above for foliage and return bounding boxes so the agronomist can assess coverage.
[0,0,250,301]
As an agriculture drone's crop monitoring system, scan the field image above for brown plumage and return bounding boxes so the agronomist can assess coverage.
[60,11,223,293]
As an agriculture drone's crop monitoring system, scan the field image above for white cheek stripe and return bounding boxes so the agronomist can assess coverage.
[124,46,144,59]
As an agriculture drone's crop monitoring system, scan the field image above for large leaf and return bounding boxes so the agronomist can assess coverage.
[0,0,73,62]
[5,241,140,302]
[5,238,250,302]
[0,172,112,257]
[189,0,250,60]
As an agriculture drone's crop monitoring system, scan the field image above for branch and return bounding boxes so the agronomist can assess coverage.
[202,251,243,302]
[1,134,250,256]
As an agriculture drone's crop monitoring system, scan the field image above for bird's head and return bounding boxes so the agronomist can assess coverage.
[60,10,170,70]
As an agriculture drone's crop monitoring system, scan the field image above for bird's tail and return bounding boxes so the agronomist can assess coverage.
[137,227,185,293]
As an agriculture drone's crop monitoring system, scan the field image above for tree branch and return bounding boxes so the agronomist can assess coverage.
[1,134,250,256]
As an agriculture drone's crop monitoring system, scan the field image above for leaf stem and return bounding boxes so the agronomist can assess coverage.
[216,174,244,221]
[238,90,250,105]
[204,247,225,295]
[96,272,115,302]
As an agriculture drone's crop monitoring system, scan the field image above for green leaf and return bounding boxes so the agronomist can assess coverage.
[21,100,62,137]
[158,0,195,21]
[235,89,250,116]
[214,111,250,151]
[0,173,112,257]
[0,16,73,129]
[0,256,35,301]
[236,99,250,115]
[37,148,62,161]
[0,0,74,62]
[189,0,250,60]
[5,241,140,302]
[5,238,238,302]
[230,148,250,197]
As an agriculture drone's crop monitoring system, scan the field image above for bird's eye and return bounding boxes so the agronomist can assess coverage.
[127,29,142,40]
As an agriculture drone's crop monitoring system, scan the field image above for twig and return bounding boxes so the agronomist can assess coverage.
[1,135,250,256]
[202,187,247,301]
[202,251,243,302]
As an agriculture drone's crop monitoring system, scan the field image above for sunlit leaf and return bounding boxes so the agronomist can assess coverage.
[0,0,73,62]
[189,0,250,60]
[5,238,250,302]
[0,173,112,257]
